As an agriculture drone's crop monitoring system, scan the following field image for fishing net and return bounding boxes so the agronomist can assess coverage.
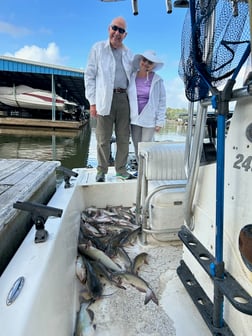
[179,0,250,102]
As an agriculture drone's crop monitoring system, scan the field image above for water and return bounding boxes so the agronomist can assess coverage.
[0,120,187,171]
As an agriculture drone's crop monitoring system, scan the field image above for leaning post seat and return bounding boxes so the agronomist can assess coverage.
[136,141,187,244]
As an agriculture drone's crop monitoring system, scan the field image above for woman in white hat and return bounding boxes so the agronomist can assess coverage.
[128,50,166,168]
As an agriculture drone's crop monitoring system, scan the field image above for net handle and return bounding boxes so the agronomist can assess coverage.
[249,0,252,43]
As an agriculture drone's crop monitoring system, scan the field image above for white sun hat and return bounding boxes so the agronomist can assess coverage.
[132,50,164,71]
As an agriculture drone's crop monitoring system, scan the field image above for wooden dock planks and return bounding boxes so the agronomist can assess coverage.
[0,159,60,275]
[0,117,87,129]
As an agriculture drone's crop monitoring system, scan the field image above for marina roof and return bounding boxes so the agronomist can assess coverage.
[0,56,89,107]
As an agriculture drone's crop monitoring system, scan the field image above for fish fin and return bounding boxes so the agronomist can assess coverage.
[114,282,127,290]
[133,269,139,275]
[115,261,122,269]
[86,308,95,322]
[79,290,93,302]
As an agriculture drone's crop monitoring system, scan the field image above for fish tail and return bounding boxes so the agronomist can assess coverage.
[144,288,159,306]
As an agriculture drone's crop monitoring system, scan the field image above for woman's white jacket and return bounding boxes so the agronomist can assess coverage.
[128,71,166,128]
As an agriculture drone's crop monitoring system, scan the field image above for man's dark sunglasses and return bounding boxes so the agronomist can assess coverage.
[111,25,126,34]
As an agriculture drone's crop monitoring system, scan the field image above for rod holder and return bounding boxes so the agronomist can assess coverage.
[13,201,63,243]
[57,166,78,188]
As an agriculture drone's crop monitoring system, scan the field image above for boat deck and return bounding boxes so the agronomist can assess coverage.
[0,159,60,275]
[0,166,212,336]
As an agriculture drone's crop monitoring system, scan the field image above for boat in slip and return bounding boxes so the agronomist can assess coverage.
[0,85,77,113]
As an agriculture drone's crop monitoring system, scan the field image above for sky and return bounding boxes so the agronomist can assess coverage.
[0,0,246,109]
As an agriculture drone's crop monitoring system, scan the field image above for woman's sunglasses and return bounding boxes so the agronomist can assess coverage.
[142,57,154,65]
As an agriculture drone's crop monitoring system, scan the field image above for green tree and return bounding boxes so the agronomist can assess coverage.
[166,107,187,120]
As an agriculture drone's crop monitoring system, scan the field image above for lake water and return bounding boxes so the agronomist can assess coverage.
[0,119,187,171]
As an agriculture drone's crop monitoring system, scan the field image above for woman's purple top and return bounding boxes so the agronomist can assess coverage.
[135,72,154,114]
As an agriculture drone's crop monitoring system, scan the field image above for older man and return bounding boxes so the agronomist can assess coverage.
[85,17,135,182]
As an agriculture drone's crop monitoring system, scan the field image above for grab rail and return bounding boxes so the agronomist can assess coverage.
[184,101,208,230]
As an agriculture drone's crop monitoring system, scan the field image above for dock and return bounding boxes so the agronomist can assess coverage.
[0,159,60,275]
[0,117,88,130]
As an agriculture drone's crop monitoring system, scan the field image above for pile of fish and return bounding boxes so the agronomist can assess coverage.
[75,205,158,335]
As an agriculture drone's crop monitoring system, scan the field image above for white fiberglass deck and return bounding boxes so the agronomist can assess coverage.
[0,167,211,336]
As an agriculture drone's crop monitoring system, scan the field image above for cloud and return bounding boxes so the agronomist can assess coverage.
[165,62,249,110]
[165,76,188,109]
[4,42,66,65]
[0,21,30,37]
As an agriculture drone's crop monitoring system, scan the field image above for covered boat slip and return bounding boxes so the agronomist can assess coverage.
[0,56,88,109]
[0,166,210,336]
[0,159,60,275]
[0,56,89,127]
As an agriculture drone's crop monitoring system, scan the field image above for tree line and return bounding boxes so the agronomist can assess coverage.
[166,107,188,121]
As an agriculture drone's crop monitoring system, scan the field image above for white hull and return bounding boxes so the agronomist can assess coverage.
[184,96,252,336]
[0,85,77,111]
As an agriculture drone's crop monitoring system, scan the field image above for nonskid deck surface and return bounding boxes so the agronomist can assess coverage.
[78,241,180,336]
[76,237,211,336]
[76,166,137,185]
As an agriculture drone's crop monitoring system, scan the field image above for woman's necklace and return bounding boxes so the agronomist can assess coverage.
[137,70,151,84]
[145,71,149,83]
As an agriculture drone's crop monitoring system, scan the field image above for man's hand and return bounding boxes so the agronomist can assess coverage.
[90,104,97,117]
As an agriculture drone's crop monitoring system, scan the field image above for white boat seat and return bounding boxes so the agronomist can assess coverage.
[135,141,187,244]
[142,144,186,180]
